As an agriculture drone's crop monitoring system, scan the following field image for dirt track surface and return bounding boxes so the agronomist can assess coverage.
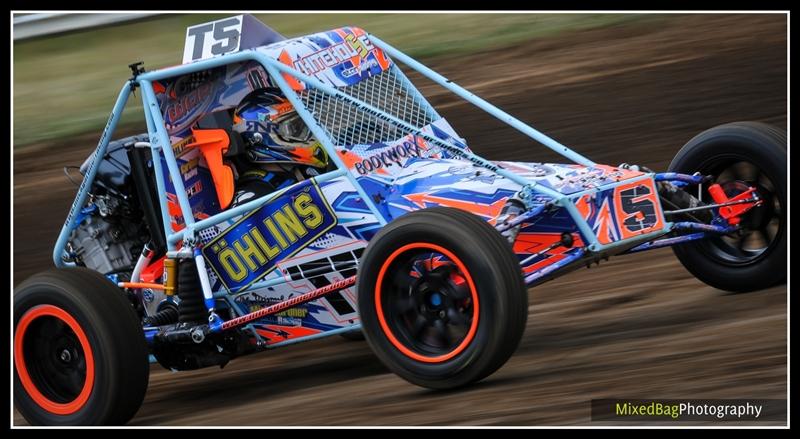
[13,14,787,425]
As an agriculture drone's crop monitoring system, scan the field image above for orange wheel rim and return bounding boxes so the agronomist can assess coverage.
[375,243,479,363]
[14,305,95,415]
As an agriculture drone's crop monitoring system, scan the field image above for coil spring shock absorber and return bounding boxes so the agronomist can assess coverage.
[177,259,207,324]
[139,256,181,327]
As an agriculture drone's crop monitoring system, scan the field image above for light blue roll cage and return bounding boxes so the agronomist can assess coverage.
[53,34,672,296]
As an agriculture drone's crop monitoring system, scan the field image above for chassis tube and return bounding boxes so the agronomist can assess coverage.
[264,62,390,225]
[369,34,596,168]
[168,169,347,246]
[623,222,736,254]
[672,222,737,234]
[524,248,587,285]
[624,232,707,253]
[262,55,566,202]
[496,204,547,233]
[53,83,131,267]
[130,244,153,283]
[193,248,216,311]
[654,172,706,185]
[139,79,196,229]
[140,105,176,250]
[129,49,629,275]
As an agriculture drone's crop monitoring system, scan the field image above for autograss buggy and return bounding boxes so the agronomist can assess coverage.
[14,15,786,425]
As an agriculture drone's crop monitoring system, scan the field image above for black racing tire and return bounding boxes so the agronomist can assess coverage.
[14,268,150,425]
[357,207,528,389]
[668,121,786,293]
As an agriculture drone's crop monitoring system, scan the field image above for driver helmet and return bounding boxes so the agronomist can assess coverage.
[233,88,327,169]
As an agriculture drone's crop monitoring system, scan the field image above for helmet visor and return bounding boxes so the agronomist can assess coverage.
[276,113,313,144]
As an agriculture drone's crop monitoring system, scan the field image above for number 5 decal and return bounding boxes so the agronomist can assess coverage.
[183,15,243,64]
[613,179,665,240]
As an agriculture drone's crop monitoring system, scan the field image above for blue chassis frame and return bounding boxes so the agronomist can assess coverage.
[51,35,731,346]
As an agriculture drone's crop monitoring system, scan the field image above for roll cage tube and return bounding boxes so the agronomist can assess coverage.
[53,83,132,266]
[55,39,673,276]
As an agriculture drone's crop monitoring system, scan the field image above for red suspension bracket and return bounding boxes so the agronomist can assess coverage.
[707,184,762,225]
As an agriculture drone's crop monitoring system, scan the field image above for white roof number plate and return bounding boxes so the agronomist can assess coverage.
[183,15,244,64]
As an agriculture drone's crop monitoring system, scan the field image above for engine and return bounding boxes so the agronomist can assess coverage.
[67,194,148,274]
[64,134,159,276]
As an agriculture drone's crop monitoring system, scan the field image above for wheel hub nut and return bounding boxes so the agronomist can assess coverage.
[59,349,72,363]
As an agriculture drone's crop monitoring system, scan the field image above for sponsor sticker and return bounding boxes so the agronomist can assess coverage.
[203,182,336,291]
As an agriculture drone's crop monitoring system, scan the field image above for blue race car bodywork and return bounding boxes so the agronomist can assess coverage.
[53,16,758,350]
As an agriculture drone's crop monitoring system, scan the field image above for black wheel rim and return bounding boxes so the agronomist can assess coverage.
[696,156,783,266]
[377,245,478,361]
[21,315,88,404]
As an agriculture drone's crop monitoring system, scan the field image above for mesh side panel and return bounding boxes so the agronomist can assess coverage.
[198,225,221,244]
[299,68,435,146]
[342,68,434,128]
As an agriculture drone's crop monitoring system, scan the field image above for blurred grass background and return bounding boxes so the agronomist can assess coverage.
[13,13,659,147]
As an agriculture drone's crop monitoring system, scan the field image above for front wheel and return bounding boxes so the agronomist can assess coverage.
[357,207,528,390]
[14,268,150,425]
[668,121,786,292]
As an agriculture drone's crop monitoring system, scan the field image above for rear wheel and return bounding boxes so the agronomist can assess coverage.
[668,122,786,292]
[14,268,150,425]
[358,207,528,389]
